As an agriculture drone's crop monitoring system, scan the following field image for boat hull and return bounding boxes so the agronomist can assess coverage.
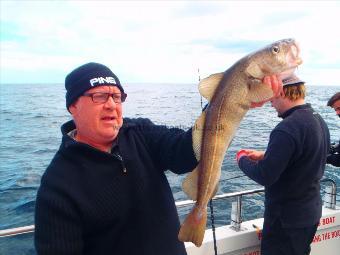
[185,206,340,255]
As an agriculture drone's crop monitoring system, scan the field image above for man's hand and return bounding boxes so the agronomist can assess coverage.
[250,75,283,108]
[244,149,265,161]
[236,149,265,163]
[236,149,248,163]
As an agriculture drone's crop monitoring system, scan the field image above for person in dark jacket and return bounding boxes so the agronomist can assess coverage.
[236,74,330,255]
[34,62,282,255]
[326,92,340,167]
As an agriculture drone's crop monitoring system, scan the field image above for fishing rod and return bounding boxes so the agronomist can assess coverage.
[198,68,204,110]
[197,67,218,255]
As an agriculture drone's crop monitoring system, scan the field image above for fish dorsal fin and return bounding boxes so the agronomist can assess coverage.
[198,73,224,101]
[246,61,263,79]
[182,167,219,201]
[192,109,207,161]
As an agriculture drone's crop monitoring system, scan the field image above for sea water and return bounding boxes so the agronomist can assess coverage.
[0,83,339,254]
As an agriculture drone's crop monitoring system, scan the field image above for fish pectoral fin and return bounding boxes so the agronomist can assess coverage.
[192,110,207,161]
[198,72,224,101]
[182,167,199,200]
[247,80,274,103]
[246,61,264,79]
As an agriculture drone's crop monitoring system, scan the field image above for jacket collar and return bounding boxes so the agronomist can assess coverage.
[60,118,136,153]
[279,103,312,119]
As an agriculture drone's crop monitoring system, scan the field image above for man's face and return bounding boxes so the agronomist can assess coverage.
[332,100,340,117]
[69,85,123,147]
[270,92,286,116]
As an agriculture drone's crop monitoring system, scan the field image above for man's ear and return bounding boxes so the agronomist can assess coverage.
[68,101,78,115]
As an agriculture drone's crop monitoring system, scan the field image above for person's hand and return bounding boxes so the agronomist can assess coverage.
[236,149,265,163]
[245,149,265,161]
[264,74,283,98]
[236,149,249,163]
[250,75,283,108]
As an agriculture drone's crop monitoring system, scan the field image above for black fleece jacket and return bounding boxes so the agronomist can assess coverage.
[35,118,197,255]
[239,104,330,228]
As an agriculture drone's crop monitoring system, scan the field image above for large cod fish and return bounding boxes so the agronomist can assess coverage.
[178,38,303,247]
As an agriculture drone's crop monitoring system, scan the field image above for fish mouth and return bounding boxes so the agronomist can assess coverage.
[279,42,302,79]
[290,41,303,66]
[279,67,298,80]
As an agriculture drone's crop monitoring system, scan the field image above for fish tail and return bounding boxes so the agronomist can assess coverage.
[178,205,207,247]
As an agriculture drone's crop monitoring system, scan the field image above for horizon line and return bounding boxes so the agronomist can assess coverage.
[1,82,340,87]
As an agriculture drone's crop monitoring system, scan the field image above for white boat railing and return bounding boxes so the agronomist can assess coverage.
[0,225,35,238]
[177,178,337,231]
[0,178,337,238]
[321,178,337,209]
[176,187,265,231]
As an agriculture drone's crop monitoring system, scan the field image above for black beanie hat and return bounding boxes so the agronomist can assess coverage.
[65,62,125,110]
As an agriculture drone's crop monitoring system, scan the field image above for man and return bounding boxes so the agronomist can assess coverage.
[326,92,340,167]
[236,74,330,255]
[34,62,282,255]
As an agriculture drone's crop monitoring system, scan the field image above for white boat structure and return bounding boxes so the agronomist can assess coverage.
[181,178,340,255]
[0,179,339,254]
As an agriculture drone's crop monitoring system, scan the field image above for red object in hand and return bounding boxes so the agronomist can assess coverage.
[236,149,248,163]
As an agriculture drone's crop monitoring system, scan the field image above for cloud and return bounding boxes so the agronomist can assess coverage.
[1,0,340,85]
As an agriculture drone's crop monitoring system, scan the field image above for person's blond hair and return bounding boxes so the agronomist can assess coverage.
[283,83,306,101]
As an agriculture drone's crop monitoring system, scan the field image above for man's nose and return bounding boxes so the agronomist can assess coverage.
[105,95,117,108]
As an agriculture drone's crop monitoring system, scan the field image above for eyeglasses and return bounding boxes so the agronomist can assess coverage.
[83,92,127,104]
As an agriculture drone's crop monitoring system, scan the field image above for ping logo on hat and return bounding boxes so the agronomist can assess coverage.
[90,77,117,87]
[65,62,125,110]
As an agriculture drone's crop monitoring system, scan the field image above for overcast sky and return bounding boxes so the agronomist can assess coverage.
[1,0,340,86]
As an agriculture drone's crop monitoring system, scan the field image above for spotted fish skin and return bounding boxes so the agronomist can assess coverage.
[178,38,303,247]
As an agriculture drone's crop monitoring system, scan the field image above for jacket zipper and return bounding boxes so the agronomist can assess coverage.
[113,153,127,174]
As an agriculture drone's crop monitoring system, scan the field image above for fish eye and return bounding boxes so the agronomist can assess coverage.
[272,46,280,54]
